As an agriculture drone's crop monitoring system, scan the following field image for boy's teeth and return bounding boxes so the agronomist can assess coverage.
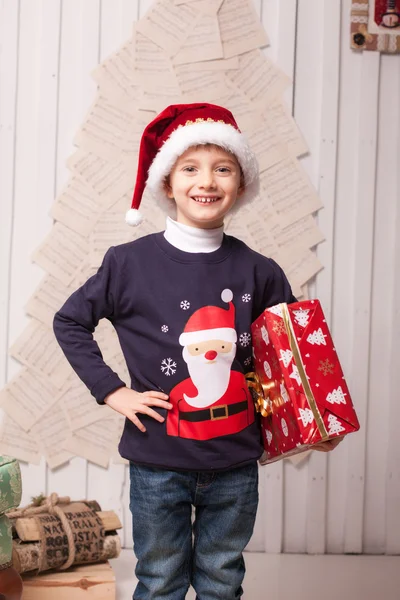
[194,197,218,203]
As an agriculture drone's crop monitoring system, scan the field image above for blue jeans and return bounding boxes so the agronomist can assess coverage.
[129,461,259,600]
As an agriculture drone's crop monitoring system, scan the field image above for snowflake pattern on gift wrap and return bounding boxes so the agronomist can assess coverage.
[239,332,251,347]
[242,293,251,302]
[318,359,334,376]
[180,300,190,310]
[273,320,286,336]
[265,429,273,446]
[281,418,288,437]
[244,357,252,367]
[161,325,169,333]
[161,358,177,376]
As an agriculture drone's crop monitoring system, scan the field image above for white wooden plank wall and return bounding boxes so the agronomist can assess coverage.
[0,0,399,554]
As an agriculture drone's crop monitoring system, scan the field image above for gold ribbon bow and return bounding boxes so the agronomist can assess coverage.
[245,372,276,417]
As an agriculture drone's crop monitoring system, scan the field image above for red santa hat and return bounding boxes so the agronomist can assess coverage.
[179,289,237,347]
[126,103,259,226]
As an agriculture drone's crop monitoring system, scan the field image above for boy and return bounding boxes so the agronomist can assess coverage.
[53,103,340,599]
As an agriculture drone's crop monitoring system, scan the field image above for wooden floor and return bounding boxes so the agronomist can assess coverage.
[110,549,400,600]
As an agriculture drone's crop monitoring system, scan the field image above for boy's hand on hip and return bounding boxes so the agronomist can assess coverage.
[104,387,172,433]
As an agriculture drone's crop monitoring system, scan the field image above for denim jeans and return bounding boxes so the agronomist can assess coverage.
[129,461,259,600]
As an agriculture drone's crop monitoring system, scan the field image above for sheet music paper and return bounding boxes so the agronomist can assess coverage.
[218,0,269,58]
[0,416,41,464]
[10,320,72,389]
[0,367,62,431]
[136,0,199,58]
[260,157,323,228]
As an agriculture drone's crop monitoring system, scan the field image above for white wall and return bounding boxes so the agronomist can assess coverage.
[0,0,399,554]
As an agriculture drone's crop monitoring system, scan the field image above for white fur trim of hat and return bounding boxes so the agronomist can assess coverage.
[179,327,238,347]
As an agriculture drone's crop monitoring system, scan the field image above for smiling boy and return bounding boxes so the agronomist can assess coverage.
[165,144,243,229]
[53,103,338,600]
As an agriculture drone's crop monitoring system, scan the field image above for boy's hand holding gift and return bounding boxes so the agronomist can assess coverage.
[248,300,360,464]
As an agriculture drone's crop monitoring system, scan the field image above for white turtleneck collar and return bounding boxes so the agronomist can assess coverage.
[163,217,224,253]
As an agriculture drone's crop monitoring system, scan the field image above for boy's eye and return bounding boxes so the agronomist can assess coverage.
[216,167,231,173]
[183,166,196,172]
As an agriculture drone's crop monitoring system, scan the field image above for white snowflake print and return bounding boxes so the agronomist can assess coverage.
[180,300,190,310]
[281,418,289,437]
[242,293,251,303]
[161,358,177,376]
[265,429,273,446]
[161,325,169,333]
[239,332,251,347]
[298,408,314,427]
[244,357,252,367]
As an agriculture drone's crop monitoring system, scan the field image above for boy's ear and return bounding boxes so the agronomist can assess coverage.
[237,175,245,198]
[164,177,174,199]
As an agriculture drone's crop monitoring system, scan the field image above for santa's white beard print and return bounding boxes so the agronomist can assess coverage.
[182,345,236,407]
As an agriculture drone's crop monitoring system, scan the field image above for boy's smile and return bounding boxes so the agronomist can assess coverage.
[193,196,220,203]
[165,145,244,229]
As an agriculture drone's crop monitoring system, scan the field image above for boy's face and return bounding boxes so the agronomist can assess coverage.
[164,145,244,229]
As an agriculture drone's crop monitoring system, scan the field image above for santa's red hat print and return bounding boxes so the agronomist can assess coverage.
[179,289,237,347]
[125,103,259,226]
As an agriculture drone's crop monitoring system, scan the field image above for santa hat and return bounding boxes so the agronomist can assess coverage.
[126,103,259,226]
[179,289,237,346]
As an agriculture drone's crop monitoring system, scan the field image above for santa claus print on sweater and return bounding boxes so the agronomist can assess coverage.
[167,289,255,440]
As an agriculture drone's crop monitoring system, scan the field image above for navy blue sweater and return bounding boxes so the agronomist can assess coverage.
[53,232,296,471]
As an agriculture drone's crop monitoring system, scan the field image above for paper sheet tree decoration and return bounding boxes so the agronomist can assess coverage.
[0,0,326,469]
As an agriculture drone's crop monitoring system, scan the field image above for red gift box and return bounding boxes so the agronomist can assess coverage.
[248,300,360,464]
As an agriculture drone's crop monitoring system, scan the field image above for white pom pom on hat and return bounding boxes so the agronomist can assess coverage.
[221,289,233,303]
[125,103,259,226]
[125,208,143,226]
